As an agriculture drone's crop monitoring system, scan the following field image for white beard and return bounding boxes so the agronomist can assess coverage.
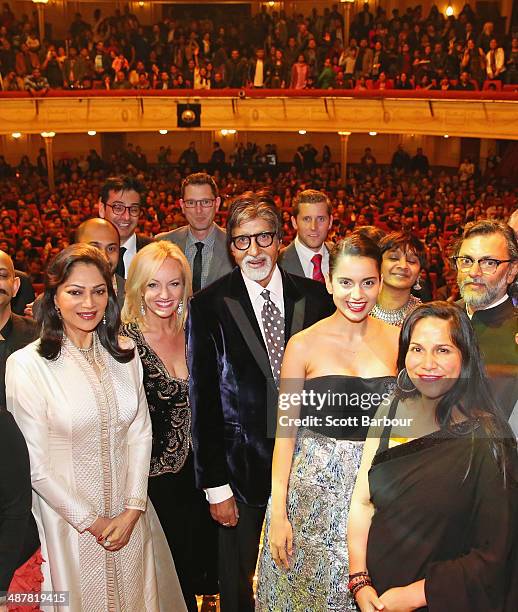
[241,254,273,282]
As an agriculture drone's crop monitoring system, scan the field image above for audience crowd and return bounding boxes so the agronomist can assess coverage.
[0,140,515,304]
[1,2,517,92]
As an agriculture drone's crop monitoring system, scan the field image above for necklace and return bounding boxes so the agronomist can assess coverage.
[370,295,421,327]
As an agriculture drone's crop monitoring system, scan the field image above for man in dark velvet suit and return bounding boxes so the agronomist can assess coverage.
[187,192,334,612]
[453,220,518,418]
[98,175,153,278]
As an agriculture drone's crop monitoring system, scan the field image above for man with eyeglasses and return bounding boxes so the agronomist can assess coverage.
[187,192,334,612]
[453,220,518,418]
[98,176,152,278]
[156,173,233,292]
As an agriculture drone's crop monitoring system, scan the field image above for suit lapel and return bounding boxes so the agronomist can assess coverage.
[282,269,306,339]
[284,242,305,277]
[206,227,227,285]
[225,269,272,381]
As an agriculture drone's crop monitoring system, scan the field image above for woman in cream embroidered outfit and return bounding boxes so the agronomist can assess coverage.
[6,244,186,612]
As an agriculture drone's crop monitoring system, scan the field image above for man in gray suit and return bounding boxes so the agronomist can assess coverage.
[278,189,333,282]
[156,173,234,292]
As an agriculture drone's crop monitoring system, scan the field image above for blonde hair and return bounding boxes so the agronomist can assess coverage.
[122,241,192,332]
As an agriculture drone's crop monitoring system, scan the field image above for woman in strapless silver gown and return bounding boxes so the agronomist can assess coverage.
[256,235,399,612]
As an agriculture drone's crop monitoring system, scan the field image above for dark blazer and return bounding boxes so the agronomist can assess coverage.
[187,267,335,507]
[0,409,39,591]
[278,240,333,279]
[156,224,234,288]
[136,233,153,251]
[12,271,35,316]
[0,314,38,406]
[457,297,517,419]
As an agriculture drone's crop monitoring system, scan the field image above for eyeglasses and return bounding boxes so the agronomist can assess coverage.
[451,255,513,275]
[183,198,216,208]
[105,203,141,217]
[231,232,277,251]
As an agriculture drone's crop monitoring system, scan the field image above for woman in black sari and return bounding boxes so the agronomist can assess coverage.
[348,301,517,612]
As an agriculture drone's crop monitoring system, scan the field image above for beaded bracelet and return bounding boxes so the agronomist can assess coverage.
[348,571,370,580]
[351,579,373,598]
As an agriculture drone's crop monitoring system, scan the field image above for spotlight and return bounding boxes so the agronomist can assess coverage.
[369,131,377,136]
[221,129,236,136]
[87,130,96,136]
[338,131,351,136]
[11,132,21,139]
[138,1,144,6]
[444,134,449,138]
[298,130,307,135]
[41,131,55,138]
[177,103,201,128]
[445,3,454,17]
[159,129,168,135]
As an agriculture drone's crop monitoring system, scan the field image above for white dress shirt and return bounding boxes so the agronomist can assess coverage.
[294,235,330,279]
[121,232,137,278]
[205,265,284,505]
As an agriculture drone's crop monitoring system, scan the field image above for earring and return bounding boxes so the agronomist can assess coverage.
[102,314,107,325]
[177,301,184,316]
[413,279,422,291]
[396,368,416,394]
[55,306,63,320]
[140,296,146,316]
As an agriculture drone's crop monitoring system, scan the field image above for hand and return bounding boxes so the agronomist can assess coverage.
[209,496,239,527]
[24,301,34,318]
[379,586,416,612]
[355,585,385,611]
[269,512,293,569]
[87,516,111,539]
[99,509,142,551]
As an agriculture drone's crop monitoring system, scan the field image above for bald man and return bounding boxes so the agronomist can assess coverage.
[75,218,125,305]
[30,219,126,321]
[0,250,37,405]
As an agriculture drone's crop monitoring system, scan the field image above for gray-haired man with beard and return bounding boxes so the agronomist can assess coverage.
[453,220,518,419]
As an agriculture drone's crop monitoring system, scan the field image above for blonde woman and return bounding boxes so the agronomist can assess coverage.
[122,241,215,612]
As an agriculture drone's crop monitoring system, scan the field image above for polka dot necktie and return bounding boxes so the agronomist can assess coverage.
[261,289,285,386]
[311,253,325,283]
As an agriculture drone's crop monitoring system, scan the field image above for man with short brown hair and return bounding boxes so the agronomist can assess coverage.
[279,189,333,282]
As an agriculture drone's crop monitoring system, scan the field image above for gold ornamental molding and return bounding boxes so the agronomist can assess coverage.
[1,92,517,139]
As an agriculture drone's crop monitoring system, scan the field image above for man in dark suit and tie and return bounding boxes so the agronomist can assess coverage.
[453,220,517,418]
[187,192,334,612]
[278,189,333,282]
[156,172,233,291]
[98,175,152,278]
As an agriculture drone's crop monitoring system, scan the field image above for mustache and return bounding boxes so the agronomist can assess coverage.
[460,278,487,289]
[243,255,268,264]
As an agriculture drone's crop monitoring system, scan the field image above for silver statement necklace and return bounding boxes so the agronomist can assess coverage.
[370,295,421,327]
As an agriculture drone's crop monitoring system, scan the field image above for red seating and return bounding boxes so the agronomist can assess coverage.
[483,80,502,91]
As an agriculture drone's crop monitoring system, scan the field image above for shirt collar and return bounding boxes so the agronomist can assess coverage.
[186,223,217,248]
[122,232,137,253]
[241,265,283,305]
[466,294,509,319]
[294,235,327,261]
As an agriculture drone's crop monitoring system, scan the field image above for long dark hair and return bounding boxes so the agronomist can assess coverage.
[398,301,516,480]
[37,244,134,363]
